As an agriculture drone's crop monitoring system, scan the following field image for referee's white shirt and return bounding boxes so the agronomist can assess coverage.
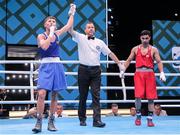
[72,31,111,66]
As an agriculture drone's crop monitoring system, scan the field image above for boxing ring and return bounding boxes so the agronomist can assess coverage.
[0,60,180,134]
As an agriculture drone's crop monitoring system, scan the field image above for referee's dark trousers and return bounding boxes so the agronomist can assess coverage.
[78,64,101,122]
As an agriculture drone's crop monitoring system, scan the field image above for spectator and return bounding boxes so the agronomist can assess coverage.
[154,104,167,116]
[130,107,136,116]
[55,104,68,118]
[23,107,49,119]
[23,107,37,119]
[106,104,121,117]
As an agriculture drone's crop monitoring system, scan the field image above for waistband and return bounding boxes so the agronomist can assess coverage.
[41,57,60,63]
[80,64,100,68]
[136,67,153,72]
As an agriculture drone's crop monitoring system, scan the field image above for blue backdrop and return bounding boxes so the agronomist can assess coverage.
[0,0,107,107]
[153,20,180,96]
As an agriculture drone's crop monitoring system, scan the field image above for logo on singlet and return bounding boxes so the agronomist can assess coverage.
[96,46,100,51]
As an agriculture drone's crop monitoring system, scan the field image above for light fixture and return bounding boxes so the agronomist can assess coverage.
[24,63,28,66]
[24,89,28,94]
[108,8,112,12]
[6,76,10,80]
[12,75,16,79]
[174,13,178,16]
[108,21,112,25]
[24,75,28,79]
[18,89,22,93]
[12,89,16,93]
[18,75,22,79]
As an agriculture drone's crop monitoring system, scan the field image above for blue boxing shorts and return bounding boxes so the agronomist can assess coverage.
[37,57,67,91]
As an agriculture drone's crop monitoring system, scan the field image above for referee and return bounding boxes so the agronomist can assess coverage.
[69,21,123,127]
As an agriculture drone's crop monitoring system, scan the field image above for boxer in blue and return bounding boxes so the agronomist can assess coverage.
[32,4,76,133]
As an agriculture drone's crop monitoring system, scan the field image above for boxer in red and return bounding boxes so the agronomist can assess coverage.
[119,30,166,127]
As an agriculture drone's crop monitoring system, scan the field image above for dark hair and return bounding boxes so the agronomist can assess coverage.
[155,104,162,110]
[111,103,118,108]
[87,21,93,24]
[43,16,56,25]
[130,107,136,110]
[85,21,94,28]
[140,30,151,37]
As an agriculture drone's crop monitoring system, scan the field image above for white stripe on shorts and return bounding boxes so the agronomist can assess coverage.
[41,57,60,63]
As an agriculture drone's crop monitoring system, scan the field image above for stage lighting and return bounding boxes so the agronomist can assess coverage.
[12,89,15,93]
[12,75,16,79]
[18,75,22,79]
[24,75,28,79]
[174,13,178,16]
[18,89,22,93]
[108,8,112,12]
[6,76,10,80]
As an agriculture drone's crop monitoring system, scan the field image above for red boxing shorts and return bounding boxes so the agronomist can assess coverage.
[134,71,157,99]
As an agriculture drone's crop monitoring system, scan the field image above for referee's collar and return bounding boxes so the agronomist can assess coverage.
[86,35,95,40]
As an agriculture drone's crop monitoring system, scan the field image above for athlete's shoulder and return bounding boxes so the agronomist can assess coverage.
[132,45,139,51]
[151,45,157,49]
[37,33,45,37]
[37,33,46,39]
[151,45,158,51]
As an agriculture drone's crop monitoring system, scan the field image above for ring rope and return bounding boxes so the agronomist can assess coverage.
[0,71,179,76]
[0,60,179,105]
[1,100,180,104]
[0,60,179,64]
[161,105,180,107]
[0,86,179,90]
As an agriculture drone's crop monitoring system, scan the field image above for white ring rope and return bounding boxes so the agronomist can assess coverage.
[161,105,180,107]
[1,100,180,104]
[0,60,179,104]
[0,71,180,76]
[121,78,126,100]
[30,62,34,101]
[0,60,179,64]
[0,86,179,90]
